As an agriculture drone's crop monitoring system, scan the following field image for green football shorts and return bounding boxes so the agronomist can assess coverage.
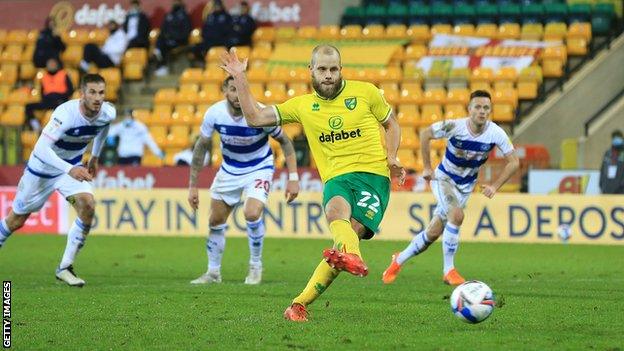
[322,172,390,239]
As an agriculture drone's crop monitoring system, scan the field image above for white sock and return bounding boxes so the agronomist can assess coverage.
[207,224,226,273]
[442,223,460,275]
[246,218,265,266]
[59,218,89,269]
[396,231,432,265]
[0,219,13,247]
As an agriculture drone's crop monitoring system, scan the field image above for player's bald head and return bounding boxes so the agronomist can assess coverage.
[310,45,341,67]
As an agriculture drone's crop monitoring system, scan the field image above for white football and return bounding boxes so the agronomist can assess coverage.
[450,280,495,324]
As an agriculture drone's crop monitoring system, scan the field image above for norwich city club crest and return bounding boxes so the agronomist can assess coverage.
[344,97,357,110]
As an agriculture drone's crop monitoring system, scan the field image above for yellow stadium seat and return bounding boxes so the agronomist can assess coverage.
[521,23,544,41]
[492,104,515,123]
[0,105,25,126]
[0,30,7,45]
[567,22,591,42]
[470,67,494,86]
[541,46,567,78]
[287,82,309,97]
[402,63,424,83]
[567,38,588,56]
[400,127,419,149]
[493,67,518,90]
[19,62,36,81]
[189,28,202,45]
[205,46,227,63]
[123,48,148,65]
[6,88,31,105]
[197,89,221,104]
[203,65,227,83]
[404,44,427,61]
[475,24,498,38]
[88,29,108,46]
[318,25,340,40]
[379,82,400,105]
[250,45,272,62]
[378,66,402,83]
[123,63,144,80]
[362,25,385,40]
[421,88,446,105]
[6,30,28,45]
[231,46,251,61]
[149,126,168,146]
[175,90,198,105]
[164,148,182,166]
[180,68,204,85]
[264,82,287,104]
[543,22,567,42]
[275,27,296,42]
[142,152,164,167]
[447,68,470,90]
[249,83,266,102]
[297,26,318,40]
[453,24,475,36]
[493,88,518,108]
[247,66,269,83]
[1,44,23,64]
[419,105,443,127]
[253,26,276,43]
[444,104,467,119]
[385,24,407,39]
[400,82,423,104]
[406,25,430,44]
[431,24,452,36]
[65,29,90,46]
[21,130,38,147]
[282,124,303,139]
[397,104,420,127]
[340,25,362,39]
[61,45,83,68]
[517,66,542,100]
[497,23,520,40]
[397,148,417,165]
[424,67,447,90]
[446,88,470,105]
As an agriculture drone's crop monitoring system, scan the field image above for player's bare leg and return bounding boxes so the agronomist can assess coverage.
[383,217,443,284]
[191,199,232,284]
[0,210,31,248]
[56,193,95,287]
[243,197,265,285]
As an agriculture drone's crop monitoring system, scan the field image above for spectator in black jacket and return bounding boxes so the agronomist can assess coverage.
[32,17,66,68]
[228,1,256,47]
[599,130,624,194]
[154,0,191,76]
[124,0,150,49]
[192,0,232,61]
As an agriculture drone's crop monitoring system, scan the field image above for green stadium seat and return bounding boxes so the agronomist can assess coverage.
[476,4,498,24]
[568,3,593,23]
[498,4,521,24]
[454,4,476,25]
[408,5,430,25]
[342,6,365,26]
[386,4,408,25]
[365,5,386,25]
[544,3,568,23]
[522,4,544,24]
[592,2,615,35]
[431,4,453,25]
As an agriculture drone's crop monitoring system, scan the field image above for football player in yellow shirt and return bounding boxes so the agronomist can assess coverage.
[221,45,405,321]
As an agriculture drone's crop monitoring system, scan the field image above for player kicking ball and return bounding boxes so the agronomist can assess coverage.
[382,90,519,286]
[187,76,300,285]
[221,45,405,321]
[0,74,115,287]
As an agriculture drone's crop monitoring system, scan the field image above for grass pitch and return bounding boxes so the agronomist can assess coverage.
[1,235,622,350]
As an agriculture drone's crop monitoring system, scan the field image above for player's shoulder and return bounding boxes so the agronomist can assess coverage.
[203,100,228,118]
[346,80,378,94]
[100,102,117,122]
[487,121,509,137]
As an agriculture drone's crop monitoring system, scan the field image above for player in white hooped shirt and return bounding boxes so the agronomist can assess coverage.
[0,74,115,287]
[187,76,300,285]
[383,90,520,286]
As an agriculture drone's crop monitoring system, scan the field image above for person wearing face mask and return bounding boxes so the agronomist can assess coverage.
[153,0,191,76]
[80,20,129,72]
[123,0,150,49]
[32,17,66,68]
[599,130,624,194]
[107,109,165,165]
[25,58,74,132]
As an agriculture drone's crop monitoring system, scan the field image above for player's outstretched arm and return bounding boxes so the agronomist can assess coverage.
[33,134,92,181]
[382,112,406,185]
[88,124,109,177]
[188,135,211,210]
[420,127,436,181]
[220,48,278,127]
[274,133,300,203]
[481,152,520,198]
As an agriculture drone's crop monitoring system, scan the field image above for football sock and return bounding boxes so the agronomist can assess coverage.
[246,218,264,266]
[207,224,227,273]
[59,218,90,269]
[0,219,12,247]
[396,231,432,265]
[442,222,460,275]
[292,260,339,306]
[329,219,361,257]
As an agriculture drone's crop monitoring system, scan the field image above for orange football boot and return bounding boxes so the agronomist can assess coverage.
[443,268,466,286]
[284,303,308,322]
[322,248,368,277]
[382,252,402,284]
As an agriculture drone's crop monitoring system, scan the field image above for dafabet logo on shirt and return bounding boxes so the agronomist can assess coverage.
[319,115,362,143]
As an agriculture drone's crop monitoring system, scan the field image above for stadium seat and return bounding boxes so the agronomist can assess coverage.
[419,104,444,127]
[318,25,340,40]
[543,22,567,42]
[404,44,427,61]
[406,25,430,44]
[0,105,25,126]
[493,67,518,91]
[253,26,276,43]
[470,67,494,92]
[205,46,227,63]
[497,23,521,40]
[378,66,403,83]
[340,25,362,40]
[61,45,83,68]
[297,26,318,40]
[196,89,221,105]
[1,44,23,64]
[203,66,227,83]
[19,62,36,81]
[431,24,452,36]
[567,22,592,42]
[287,82,309,97]
[475,23,498,38]
[397,104,420,127]
[275,27,296,42]
[541,45,567,78]
[65,29,90,46]
[453,24,475,36]
[379,82,400,105]
[518,66,542,100]
[6,30,28,45]
[250,45,272,63]
[446,88,470,105]
[400,82,423,104]
[444,103,467,119]
[399,127,419,149]
[264,82,287,104]
[20,130,37,148]
[88,29,109,46]
[132,109,152,125]
[566,22,591,56]
[447,68,470,90]
[521,23,544,40]
[385,24,407,40]
[362,25,385,40]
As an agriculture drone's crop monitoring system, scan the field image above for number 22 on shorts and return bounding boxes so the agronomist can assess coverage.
[356,191,380,213]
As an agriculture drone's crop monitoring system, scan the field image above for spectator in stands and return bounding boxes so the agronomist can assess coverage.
[153,0,191,76]
[599,130,624,194]
[228,1,256,47]
[32,17,65,68]
[25,58,73,132]
[107,109,165,166]
[124,0,150,49]
[173,135,210,166]
[192,0,232,61]
[79,21,128,72]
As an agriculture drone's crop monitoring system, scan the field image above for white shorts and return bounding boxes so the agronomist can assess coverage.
[210,168,274,206]
[431,178,470,221]
[12,169,93,214]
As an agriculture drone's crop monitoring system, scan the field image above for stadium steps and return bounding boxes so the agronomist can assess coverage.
[513,33,624,167]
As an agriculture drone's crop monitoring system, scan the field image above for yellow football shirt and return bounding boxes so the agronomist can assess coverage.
[274,80,391,183]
